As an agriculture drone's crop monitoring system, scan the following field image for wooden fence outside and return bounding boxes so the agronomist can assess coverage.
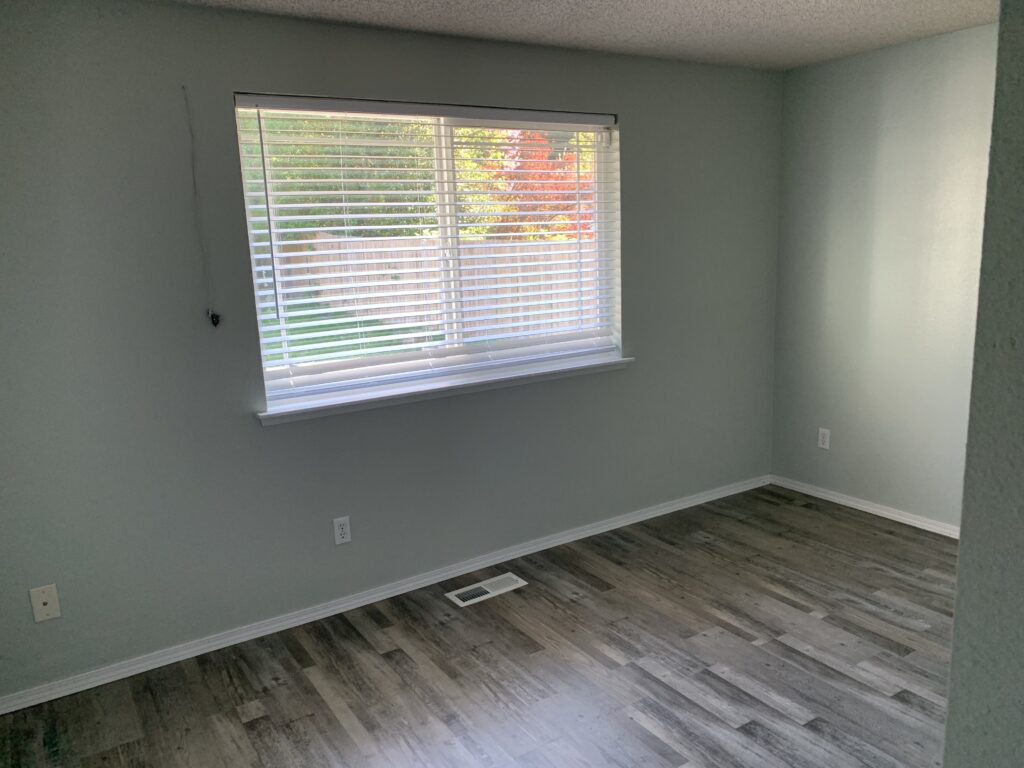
[277,233,604,340]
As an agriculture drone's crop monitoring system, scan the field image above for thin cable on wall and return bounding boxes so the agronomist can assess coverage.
[182,85,220,327]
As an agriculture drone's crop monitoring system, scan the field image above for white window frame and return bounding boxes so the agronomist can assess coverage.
[234,94,628,424]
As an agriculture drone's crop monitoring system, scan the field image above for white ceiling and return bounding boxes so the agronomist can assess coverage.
[175,0,999,70]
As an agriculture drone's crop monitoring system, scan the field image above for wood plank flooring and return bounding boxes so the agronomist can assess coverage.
[0,485,958,767]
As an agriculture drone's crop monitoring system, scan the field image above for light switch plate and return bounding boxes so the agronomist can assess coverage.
[30,584,61,622]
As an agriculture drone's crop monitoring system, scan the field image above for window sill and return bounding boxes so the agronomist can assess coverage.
[257,352,632,426]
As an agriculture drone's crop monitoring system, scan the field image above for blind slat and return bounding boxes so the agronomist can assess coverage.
[256,284,617,318]
[258,260,616,289]
[249,249,614,267]
[254,274,615,306]
[259,297,616,332]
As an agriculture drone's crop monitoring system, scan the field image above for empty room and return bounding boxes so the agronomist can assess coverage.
[3,0,1024,766]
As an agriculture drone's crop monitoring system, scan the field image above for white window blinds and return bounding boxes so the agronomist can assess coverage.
[234,95,622,417]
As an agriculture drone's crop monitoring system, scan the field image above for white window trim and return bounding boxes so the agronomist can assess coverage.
[258,352,632,425]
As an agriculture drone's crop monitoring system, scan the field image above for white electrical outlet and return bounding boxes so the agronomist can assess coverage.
[29,584,61,622]
[818,427,831,450]
[333,516,351,545]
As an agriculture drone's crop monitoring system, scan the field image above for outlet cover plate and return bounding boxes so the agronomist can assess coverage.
[334,516,351,545]
[29,584,61,622]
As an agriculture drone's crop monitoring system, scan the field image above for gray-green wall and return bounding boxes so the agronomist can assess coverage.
[0,0,781,696]
[944,1,1024,763]
[773,25,997,528]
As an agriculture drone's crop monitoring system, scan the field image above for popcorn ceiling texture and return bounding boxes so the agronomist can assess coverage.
[943,1,1024,765]
[173,0,998,69]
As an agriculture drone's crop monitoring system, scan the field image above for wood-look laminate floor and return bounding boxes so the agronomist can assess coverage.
[0,486,958,768]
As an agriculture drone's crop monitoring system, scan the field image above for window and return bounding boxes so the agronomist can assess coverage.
[234,95,623,422]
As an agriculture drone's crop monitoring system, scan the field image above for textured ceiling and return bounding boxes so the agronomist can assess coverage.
[173,0,998,69]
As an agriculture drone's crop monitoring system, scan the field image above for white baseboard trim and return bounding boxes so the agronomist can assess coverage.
[769,475,960,540]
[0,474,771,716]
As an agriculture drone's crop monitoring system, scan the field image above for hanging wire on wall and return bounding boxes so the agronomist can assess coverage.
[182,84,221,327]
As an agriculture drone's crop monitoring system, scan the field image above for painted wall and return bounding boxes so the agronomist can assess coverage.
[772,25,997,528]
[944,1,1024,764]
[0,0,781,696]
